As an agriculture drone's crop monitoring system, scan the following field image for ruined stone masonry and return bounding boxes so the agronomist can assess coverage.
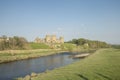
[34,35,64,44]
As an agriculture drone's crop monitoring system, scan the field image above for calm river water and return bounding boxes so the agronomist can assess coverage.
[0,52,80,80]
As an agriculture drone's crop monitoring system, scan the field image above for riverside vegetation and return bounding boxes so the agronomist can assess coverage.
[0,36,110,63]
[0,36,110,51]
[0,36,61,63]
[17,48,120,80]
[0,49,63,63]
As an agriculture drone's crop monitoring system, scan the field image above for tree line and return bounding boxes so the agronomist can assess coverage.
[111,44,120,49]
[0,35,111,51]
[66,38,110,48]
[0,35,28,50]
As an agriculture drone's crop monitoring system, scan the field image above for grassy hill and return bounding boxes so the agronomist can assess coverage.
[61,43,76,51]
[19,48,120,80]
[29,43,50,49]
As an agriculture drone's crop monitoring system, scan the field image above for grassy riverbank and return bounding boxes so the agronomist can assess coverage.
[18,48,120,80]
[0,49,64,63]
[0,43,95,64]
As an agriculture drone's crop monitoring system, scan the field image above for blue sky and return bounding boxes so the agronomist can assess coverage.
[0,0,120,44]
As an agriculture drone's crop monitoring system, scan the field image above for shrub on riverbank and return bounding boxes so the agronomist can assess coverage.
[111,44,120,49]
[0,36,29,50]
[67,38,110,49]
[61,43,76,51]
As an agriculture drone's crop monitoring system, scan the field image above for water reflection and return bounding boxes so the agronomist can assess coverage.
[0,52,80,80]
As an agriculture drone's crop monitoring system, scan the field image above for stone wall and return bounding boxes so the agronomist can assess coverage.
[34,35,64,44]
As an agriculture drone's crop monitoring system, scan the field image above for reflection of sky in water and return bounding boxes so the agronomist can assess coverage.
[0,52,80,80]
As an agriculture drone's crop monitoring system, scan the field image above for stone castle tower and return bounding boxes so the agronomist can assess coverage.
[34,35,64,44]
[45,35,51,43]
[59,36,64,43]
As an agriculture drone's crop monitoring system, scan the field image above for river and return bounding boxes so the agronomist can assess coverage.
[0,52,81,80]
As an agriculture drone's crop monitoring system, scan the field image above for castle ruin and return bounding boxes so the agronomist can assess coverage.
[34,35,64,44]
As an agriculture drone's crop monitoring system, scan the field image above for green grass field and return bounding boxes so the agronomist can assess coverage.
[0,49,62,63]
[61,43,76,51]
[19,48,120,80]
[29,43,50,49]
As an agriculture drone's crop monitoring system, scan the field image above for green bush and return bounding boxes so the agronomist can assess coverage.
[0,36,28,50]
[61,43,76,51]
[67,38,110,49]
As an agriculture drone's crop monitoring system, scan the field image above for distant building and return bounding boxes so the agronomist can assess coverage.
[0,37,9,42]
[34,35,64,44]
[0,37,4,42]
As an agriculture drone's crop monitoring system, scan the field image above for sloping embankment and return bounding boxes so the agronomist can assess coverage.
[0,49,64,64]
[18,48,120,80]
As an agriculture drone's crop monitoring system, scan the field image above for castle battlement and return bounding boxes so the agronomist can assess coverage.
[34,35,64,44]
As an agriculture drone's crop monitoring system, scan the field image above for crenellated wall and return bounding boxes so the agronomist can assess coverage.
[34,35,64,44]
